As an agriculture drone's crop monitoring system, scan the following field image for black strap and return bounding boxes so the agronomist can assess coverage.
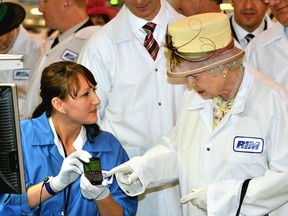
[235,179,269,216]
[236,179,251,216]
[75,18,94,33]
[229,16,239,43]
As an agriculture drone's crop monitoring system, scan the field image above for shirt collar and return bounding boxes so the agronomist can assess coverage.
[232,15,266,41]
[49,117,87,158]
[127,1,168,35]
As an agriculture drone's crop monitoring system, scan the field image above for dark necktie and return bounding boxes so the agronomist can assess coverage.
[142,22,159,61]
[245,34,255,44]
[51,37,59,49]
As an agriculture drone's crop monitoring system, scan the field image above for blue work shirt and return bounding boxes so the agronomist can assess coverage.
[0,113,137,215]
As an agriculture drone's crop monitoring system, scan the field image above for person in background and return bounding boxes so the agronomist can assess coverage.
[172,0,245,49]
[23,0,100,119]
[245,0,288,89]
[0,2,44,119]
[87,0,119,26]
[0,61,137,215]
[229,0,274,49]
[174,0,222,16]
[78,0,186,214]
[107,12,288,216]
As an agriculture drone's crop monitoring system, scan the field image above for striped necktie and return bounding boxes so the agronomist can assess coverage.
[142,22,159,61]
[245,33,255,44]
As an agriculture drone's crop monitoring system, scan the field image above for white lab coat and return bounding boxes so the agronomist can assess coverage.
[245,22,288,89]
[0,25,44,119]
[78,1,185,215]
[120,63,288,216]
[22,25,100,119]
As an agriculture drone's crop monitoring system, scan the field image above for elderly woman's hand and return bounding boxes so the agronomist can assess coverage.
[181,187,208,211]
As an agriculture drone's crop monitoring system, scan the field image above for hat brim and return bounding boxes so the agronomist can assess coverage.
[167,46,245,78]
[0,3,26,36]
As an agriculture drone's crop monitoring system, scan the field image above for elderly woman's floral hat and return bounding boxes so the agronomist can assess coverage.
[166,13,244,77]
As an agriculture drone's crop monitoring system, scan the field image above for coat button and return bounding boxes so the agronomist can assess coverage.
[206,147,210,151]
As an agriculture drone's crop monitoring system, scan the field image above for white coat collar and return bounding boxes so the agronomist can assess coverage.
[101,0,184,43]
[188,62,254,116]
[49,117,87,158]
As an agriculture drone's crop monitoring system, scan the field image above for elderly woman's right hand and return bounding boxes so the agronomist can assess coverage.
[51,150,92,192]
[106,164,139,185]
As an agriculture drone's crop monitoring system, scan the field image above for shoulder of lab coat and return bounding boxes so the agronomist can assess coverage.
[11,25,45,53]
[247,21,283,51]
[244,21,284,69]
[74,25,101,39]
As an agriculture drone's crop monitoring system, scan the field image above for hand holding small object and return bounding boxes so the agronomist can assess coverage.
[80,174,110,200]
[52,150,92,192]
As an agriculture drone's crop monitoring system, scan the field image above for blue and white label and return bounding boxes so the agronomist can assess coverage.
[61,49,78,62]
[233,136,264,154]
[13,69,30,80]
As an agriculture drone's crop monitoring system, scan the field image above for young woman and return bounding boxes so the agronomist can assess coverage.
[0,61,137,215]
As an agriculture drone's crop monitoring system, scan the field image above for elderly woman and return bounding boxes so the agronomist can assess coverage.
[107,13,288,216]
[0,61,137,215]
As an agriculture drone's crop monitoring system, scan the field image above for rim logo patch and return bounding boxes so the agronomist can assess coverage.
[233,136,264,154]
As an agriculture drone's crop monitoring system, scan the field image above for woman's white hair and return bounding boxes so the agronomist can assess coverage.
[208,58,243,75]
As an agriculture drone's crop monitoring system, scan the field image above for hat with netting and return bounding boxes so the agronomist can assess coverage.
[166,13,244,77]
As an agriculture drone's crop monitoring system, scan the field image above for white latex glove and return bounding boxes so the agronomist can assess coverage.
[180,187,207,211]
[106,164,139,185]
[80,174,110,200]
[52,150,92,192]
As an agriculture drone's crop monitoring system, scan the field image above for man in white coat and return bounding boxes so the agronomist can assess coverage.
[23,0,100,119]
[78,0,185,215]
[108,13,288,216]
[229,0,274,49]
[0,2,44,119]
[245,0,288,89]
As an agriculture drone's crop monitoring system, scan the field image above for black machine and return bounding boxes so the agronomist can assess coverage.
[0,83,25,194]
